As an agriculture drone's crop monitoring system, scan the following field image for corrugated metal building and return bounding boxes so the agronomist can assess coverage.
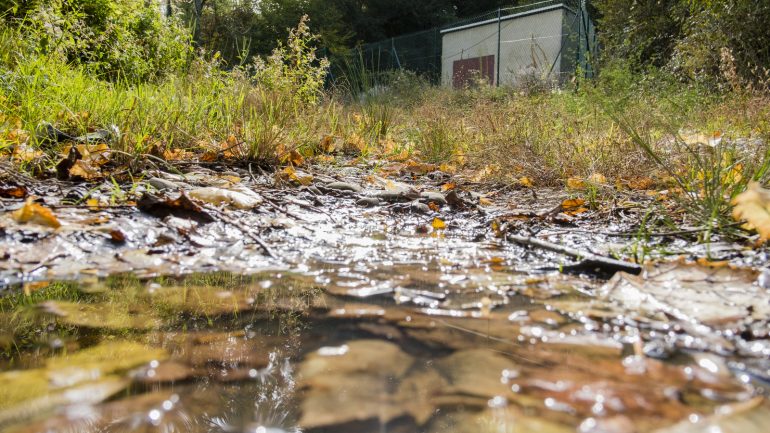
[441,1,591,88]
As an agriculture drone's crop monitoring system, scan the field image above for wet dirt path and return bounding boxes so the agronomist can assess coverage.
[1,162,769,432]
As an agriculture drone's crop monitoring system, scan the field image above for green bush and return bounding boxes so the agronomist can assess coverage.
[4,0,191,83]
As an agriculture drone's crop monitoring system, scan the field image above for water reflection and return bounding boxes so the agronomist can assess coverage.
[1,267,768,433]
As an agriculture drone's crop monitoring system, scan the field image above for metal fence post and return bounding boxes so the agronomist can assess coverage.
[496,8,502,86]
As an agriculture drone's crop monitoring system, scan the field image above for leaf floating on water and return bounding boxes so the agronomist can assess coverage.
[11,198,61,228]
[732,182,770,243]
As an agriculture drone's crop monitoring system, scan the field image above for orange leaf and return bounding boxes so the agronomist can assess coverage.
[566,177,585,190]
[12,198,61,228]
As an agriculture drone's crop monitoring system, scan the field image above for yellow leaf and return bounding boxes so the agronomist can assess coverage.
[86,198,102,211]
[441,182,456,192]
[519,176,534,188]
[732,182,770,243]
[478,197,493,206]
[566,177,585,190]
[282,166,313,186]
[432,217,446,230]
[12,198,61,228]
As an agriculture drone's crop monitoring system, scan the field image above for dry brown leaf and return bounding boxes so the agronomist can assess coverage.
[566,177,585,190]
[318,135,336,153]
[288,149,305,167]
[69,160,102,180]
[561,198,588,216]
[732,182,770,243]
[627,177,655,190]
[588,172,607,184]
[12,144,43,163]
[12,198,61,228]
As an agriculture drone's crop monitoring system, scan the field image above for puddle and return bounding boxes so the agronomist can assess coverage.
[0,266,768,433]
[1,165,769,432]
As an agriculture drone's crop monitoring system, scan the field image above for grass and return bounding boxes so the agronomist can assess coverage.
[2,13,770,240]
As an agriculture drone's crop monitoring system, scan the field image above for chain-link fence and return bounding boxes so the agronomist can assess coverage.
[344,0,596,87]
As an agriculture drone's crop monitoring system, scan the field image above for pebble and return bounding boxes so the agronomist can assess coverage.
[420,191,447,205]
[356,197,381,207]
[374,190,420,202]
[410,202,431,214]
[148,177,180,191]
[326,182,362,193]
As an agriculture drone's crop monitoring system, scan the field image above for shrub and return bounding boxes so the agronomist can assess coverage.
[5,0,191,83]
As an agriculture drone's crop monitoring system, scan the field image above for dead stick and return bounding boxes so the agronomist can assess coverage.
[506,233,642,275]
[205,206,276,259]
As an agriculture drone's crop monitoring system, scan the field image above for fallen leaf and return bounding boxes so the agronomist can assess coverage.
[519,176,534,188]
[137,192,214,224]
[288,149,305,166]
[432,217,446,230]
[281,166,314,186]
[441,182,456,192]
[478,197,493,206]
[12,198,61,228]
[68,160,102,180]
[566,177,586,190]
[561,198,588,216]
[0,183,28,198]
[428,202,440,212]
[628,177,655,190]
[732,182,770,243]
[588,172,607,184]
[12,143,43,163]
[318,135,336,153]
[188,186,263,209]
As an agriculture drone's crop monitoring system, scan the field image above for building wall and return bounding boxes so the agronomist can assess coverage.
[441,7,569,87]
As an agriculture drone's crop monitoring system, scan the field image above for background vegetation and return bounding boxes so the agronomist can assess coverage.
[1,0,769,236]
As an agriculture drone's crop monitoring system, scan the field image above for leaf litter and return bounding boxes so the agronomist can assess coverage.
[0,159,769,432]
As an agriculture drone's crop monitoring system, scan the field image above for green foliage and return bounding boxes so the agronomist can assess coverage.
[250,15,329,106]
[593,0,770,87]
[4,0,191,83]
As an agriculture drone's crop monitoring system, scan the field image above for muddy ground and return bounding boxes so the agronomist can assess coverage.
[0,160,769,433]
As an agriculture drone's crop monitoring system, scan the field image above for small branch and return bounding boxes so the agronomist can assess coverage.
[506,233,642,276]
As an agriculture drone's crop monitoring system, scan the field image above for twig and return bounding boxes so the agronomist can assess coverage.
[204,205,276,259]
[506,233,642,276]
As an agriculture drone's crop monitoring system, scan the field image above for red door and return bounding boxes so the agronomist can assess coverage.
[452,55,495,88]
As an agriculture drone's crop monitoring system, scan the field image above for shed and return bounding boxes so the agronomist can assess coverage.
[441,1,591,88]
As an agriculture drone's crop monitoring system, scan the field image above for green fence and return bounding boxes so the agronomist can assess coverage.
[340,0,597,86]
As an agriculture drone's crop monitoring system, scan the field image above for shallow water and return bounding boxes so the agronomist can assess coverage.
[1,166,769,432]
[1,264,768,433]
